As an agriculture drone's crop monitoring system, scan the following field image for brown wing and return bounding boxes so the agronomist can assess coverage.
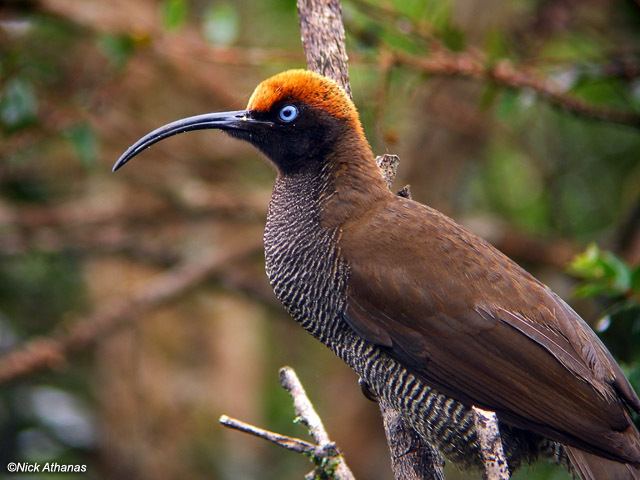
[340,195,640,463]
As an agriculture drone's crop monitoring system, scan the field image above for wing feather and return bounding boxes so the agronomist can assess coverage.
[340,196,640,462]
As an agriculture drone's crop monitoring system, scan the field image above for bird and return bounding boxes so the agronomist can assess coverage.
[114,69,640,479]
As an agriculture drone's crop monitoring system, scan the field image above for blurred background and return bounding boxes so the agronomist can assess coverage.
[1,0,640,479]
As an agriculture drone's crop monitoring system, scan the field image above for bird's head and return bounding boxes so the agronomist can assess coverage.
[113,69,367,175]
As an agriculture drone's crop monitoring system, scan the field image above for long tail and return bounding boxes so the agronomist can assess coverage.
[566,446,640,480]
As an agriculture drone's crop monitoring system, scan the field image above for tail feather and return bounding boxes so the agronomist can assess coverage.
[567,446,640,480]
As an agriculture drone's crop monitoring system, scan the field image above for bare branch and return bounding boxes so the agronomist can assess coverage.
[392,50,640,129]
[279,366,333,445]
[297,0,351,97]
[219,415,321,456]
[375,154,412,199]
[280,366,356,480]
[472,407,510,480]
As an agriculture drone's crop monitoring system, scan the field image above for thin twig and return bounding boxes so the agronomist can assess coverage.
[472,407,510,480]
[219,415,321,456]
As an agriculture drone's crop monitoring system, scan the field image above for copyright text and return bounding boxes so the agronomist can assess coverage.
[6,462,87,474]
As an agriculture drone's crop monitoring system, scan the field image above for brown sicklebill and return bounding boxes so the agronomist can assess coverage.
[114,70,640,479]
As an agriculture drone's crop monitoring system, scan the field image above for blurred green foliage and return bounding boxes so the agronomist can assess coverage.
[0,77,38,131]
[98,34,138,70]
[0,252,86,335]
[203,2,240,46]
[162,0,189,31]
[64,123,99,170]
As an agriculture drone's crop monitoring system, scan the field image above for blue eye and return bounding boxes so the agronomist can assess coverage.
[278,105,298,123]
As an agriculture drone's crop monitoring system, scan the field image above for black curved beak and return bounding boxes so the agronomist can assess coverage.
[112,110,268,172]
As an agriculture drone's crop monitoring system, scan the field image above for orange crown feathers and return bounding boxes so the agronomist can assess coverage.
[247,70,362,127]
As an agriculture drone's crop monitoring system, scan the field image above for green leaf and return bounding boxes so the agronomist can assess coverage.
[162,0,188,31]
[572,77,629,109]
[203,2,240,46]
[98,34,137,70]
[568,244,633,298]
[421,0,453,30]
[0,77,38,130]
[568,243,605,278]
[392,0,426,19]
[64,123,99,168]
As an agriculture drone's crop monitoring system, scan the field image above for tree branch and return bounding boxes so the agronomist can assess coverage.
[347,1,640,129]
[219,415,322,456]
[379,402,445,480]
[280,367,356,479]
[391,50,640,129]
[280,366,334,447]
[297,0,351,98]
[472,407,510,480]
[219,367,355,480]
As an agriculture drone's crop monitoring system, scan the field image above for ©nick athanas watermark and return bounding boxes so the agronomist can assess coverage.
[7,462,87,474]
